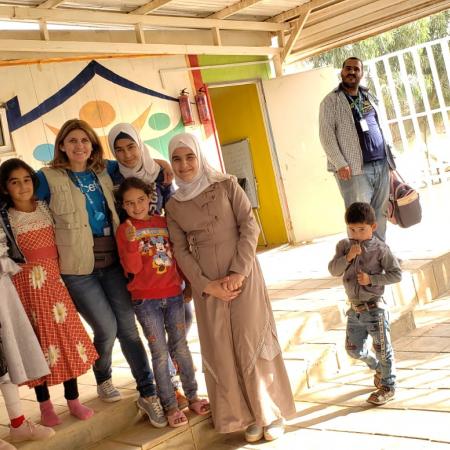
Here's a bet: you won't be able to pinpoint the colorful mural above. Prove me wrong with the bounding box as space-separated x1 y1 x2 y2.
5 60 187 164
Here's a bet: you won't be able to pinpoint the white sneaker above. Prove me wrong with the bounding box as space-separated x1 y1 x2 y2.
245 424 264 443
137 396 168 428
97 379 122 403
263 418 285 441
9 420 55 442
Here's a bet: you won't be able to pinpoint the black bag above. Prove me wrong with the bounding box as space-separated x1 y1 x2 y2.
387 170 422 228
93 236 118 269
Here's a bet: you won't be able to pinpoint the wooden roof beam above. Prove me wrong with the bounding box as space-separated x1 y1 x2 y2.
37 0 65 9
281 10 310 63
208 0 263 20
287 0 450 62
130 0 173 16
0 6 288 32
0 38 280 56
268 0 334 23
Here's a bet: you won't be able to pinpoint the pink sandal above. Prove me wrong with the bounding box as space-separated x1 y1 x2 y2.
167 409 188 428
188 399 210 416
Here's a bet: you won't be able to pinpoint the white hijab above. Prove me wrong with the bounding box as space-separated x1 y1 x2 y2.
168 133 230 202
108 123 161 183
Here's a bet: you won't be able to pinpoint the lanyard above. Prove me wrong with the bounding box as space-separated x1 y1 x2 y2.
67 170 107 223
345 91 365 120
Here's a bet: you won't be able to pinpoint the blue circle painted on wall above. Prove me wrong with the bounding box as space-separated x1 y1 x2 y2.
148 113 170 131
33 143 54 162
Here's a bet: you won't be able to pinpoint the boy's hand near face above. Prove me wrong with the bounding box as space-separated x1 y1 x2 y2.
346 243 362 262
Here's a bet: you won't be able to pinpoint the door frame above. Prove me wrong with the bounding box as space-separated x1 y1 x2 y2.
207 78 295 243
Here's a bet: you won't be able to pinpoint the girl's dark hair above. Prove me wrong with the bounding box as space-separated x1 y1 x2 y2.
0 158 39 207
116 177 153 204
345 202 376 225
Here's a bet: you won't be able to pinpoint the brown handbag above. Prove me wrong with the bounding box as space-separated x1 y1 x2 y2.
387 170 422 228
93 236 118 269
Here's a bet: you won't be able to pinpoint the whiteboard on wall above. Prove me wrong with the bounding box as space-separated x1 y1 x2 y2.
221 138 259 209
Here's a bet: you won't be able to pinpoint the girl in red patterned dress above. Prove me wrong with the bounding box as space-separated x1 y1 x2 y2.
0 158 98 427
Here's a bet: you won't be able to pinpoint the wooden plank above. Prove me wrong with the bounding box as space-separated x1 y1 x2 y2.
287 2 450 62
39 18 49 41
0 6 288 32
0 39 280 57
208 0 263 20
289 0 450 56
268 0 335 23
135 23 145 43
281 11 311 63
37 0 65 9
130 0 173 16
211 27 221 46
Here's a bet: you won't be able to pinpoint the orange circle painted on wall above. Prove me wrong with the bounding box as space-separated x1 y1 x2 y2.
79 101 116 128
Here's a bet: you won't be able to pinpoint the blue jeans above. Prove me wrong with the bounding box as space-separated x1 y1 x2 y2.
62 263 156 397
169 301 193 389
335 159 389 241
345 307 396 388
134 295 197 411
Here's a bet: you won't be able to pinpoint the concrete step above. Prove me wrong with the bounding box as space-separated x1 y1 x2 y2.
7 254 450 450
284 343 339 400
13 391 141 450
88 412 217 450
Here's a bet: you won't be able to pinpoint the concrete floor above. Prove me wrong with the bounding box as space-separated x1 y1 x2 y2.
3 181 450 449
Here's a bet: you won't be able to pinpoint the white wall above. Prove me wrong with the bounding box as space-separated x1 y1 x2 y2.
262 67 345 242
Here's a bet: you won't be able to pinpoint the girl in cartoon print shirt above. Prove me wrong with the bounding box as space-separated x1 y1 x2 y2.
115 176 209 428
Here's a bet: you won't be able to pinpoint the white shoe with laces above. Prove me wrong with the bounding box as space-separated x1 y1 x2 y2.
97 378 122 403
9 419 55 442
137 396 168 428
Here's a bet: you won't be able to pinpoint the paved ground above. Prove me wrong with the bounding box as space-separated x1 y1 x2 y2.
2 181 449 449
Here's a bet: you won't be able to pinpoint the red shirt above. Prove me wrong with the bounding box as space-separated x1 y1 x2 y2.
116 216 183 300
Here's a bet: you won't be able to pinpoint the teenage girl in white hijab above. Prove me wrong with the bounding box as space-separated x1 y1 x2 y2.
108 123 162 184
168 133 230 202
108 123 174 216
166 133 295 443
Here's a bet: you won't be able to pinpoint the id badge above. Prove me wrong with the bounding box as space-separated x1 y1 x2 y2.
103 226 111 236
360 119 369 132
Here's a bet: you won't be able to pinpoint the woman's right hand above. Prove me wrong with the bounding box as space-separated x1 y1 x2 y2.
204 278 240 302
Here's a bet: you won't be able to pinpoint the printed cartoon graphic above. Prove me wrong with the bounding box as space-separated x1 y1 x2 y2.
150 236 172 274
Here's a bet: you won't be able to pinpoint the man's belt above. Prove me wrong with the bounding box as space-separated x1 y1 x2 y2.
351 300 382 312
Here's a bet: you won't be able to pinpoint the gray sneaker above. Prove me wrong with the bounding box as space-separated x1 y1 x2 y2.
137 396 168 428
97 379 122 403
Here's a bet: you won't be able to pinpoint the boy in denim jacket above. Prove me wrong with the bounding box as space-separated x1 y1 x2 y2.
329 202 401 405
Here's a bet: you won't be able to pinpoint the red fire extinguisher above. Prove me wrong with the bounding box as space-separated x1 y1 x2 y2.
178 89 195 126
195 86 211 124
